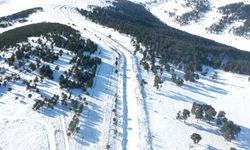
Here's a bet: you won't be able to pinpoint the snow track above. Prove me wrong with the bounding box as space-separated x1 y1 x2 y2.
61 116 70 150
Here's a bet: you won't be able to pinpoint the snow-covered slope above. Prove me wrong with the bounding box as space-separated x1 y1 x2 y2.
139 63 250 149
131 0 250 52
0 0 249 150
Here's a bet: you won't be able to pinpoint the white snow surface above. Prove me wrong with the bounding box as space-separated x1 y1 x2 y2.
0 0 249 150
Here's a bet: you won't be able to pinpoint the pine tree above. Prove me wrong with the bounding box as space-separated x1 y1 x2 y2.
175 77 184 86
220 121 241 141
154 75 162 89
191 102 198 114
195 107 203 121
182 109 190 120
217 111 226 119
171 72 177 82
191 133 202 144
39 65 53 79
216 111 226 126
176 111 181 120
205 106 217 122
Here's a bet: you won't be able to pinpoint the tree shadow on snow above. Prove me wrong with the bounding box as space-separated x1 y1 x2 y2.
182 84 217 99
75 103 102 145
97 47 113 61
196 82 228 95
157 91 203 104
200 75 226 85
39 104 68 118
90 61 116 99
234 126 250 149
185 122 220 136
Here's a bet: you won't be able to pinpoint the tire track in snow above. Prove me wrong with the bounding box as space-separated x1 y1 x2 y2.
61 116 70 150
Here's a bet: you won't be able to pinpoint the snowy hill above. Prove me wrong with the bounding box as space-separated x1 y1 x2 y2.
131 0 250 52
0 0 249 150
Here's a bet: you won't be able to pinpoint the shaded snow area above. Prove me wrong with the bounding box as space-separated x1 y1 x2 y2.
131 0 250 52
0 0 249 150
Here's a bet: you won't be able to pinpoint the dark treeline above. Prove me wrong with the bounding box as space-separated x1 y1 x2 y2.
207 2 250 38
78 0 250 75
0 22 100 91
0 7 43 28
175 0 210 25
0 22 78 48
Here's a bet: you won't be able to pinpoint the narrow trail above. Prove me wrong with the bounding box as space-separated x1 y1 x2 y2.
61 116 70 150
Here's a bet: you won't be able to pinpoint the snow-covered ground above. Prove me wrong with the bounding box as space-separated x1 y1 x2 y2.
130 0 250 52
0 0 249 150
138 63 250 149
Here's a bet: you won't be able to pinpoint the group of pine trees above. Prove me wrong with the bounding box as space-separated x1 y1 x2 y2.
1 22 101 92
67 97 87 136
174 0 210 25
59 55 101 91
152 63 201 89
177 102 241 142
0 7 43 28
39 65 53 79
0 23 103 137
32 92 87 136
32 94 59 110
207 2 250 39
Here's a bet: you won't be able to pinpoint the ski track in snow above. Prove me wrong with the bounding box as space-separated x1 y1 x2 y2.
61 116 70 150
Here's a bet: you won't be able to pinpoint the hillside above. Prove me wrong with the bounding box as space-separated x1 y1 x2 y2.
132 0 250 52
0 0 249 150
